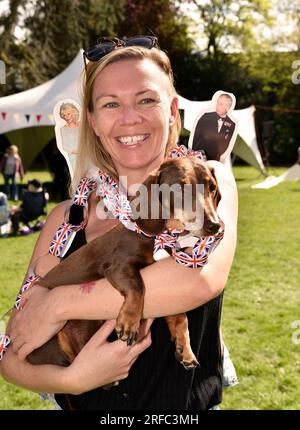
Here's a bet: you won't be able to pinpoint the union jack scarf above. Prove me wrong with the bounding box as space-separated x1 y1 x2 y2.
46 145 211 258
93 145 224 268
48 177 98 258
0 334 10 361
0 145 224 360
14 273 41 310
172 225 224 269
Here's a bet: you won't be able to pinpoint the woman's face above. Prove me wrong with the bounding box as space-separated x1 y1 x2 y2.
61 108 78 124
88 58 178 178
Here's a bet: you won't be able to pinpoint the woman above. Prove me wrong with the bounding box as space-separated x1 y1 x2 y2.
1 37 238 410
59 103 80 174
0 145 24 201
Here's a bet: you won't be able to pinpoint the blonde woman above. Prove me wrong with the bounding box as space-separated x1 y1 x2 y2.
59 103 80 174
2 37 238 410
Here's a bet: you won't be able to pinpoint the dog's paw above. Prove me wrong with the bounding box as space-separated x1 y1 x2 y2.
175 345 200 370
115 322 139 346
181 358 200 370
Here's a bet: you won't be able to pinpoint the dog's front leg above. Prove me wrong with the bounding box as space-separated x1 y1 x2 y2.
106 268 145 346
165 314 199 370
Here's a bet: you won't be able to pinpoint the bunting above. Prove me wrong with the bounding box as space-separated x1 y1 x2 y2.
13 113 20 123
0 112 54 124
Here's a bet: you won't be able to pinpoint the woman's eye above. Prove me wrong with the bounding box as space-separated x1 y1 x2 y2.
140 98 155 105
103 102 118 109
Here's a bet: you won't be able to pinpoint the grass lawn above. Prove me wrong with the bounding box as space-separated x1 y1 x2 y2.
0 166 299 410
0 168 53 188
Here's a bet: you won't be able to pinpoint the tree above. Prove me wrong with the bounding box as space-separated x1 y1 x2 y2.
270 0 300 51
187 0 272 59
23 0 88 82
0 0 26 95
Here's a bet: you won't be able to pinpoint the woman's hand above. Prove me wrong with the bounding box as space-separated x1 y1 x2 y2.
9 285 66 361
65 319 153 395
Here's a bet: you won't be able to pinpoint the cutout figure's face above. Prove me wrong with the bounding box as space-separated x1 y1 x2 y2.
216 95 232 117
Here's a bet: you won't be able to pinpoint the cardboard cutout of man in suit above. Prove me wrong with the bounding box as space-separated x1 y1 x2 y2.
191 93 236 161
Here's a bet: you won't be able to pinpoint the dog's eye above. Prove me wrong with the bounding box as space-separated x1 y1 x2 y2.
209 182 216 194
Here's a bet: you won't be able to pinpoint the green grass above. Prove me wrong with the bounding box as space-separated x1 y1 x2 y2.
0 168 53 187
222 166 300 410
1 166 300 410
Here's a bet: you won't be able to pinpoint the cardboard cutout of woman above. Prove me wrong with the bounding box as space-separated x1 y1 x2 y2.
54 100 81 179
189 91 238 164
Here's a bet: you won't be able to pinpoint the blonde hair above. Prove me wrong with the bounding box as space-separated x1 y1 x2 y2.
9 145 19 155
60 103 80 122
71 46 181 195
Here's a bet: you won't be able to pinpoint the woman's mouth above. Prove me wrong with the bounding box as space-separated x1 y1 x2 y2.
117 134 150 146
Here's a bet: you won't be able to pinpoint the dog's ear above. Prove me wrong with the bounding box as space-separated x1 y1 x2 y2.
209 167 222 208
130 170 166 236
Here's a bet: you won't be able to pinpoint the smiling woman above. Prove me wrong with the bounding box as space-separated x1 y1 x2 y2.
87 59 178 182
1 37 238 411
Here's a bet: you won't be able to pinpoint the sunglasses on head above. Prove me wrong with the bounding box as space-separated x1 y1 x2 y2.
83 35 158 67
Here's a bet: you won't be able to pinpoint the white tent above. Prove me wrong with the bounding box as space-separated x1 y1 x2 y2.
0 50 265 174
252 162 300 189
0 51 84 169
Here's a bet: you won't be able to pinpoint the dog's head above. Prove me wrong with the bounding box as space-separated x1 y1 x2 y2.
131 157 221 237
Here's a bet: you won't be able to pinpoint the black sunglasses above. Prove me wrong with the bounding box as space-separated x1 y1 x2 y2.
83 36 158 67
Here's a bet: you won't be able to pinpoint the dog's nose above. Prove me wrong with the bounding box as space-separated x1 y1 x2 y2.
204 220 220 234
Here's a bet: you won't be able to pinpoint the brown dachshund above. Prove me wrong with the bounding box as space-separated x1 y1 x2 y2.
27 157 221 371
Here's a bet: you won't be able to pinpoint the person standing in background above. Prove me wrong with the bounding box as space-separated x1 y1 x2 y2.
0 145 24 201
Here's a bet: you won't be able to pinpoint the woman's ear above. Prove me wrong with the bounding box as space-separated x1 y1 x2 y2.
169 96 179 125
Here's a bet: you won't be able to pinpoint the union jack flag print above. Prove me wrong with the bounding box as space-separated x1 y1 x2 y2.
169 145 206 161
154 231 178 254
49 222 79 257
73 177 97 206
114 193 132 222
172 227 224 269
169 145 188 158
14 273 41 310
98 171 118 200
0 334 11 361
173 247 209 268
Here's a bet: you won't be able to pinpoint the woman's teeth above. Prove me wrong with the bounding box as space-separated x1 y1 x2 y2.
118 134 148 145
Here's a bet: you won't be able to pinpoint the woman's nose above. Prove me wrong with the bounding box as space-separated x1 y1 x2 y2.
120 105 142 125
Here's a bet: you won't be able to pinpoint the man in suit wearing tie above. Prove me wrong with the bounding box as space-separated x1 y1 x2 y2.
191 93 236 161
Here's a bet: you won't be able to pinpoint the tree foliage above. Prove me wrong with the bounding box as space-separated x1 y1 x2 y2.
188 0 272 58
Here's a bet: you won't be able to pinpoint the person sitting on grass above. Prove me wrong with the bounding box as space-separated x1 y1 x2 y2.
10 179 49 235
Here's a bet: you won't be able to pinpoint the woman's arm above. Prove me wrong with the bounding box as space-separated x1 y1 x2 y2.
1 202 152 394
57 160 238 319
8 161 237 360
1 319 152 395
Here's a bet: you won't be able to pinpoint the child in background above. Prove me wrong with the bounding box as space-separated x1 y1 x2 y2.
10 179 48 235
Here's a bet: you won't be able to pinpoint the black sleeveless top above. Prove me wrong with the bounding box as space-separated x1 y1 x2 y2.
55 205 224 410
